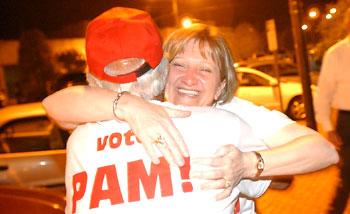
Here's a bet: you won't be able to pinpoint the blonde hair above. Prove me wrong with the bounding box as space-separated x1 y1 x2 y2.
87 55 168 101
163 24 237 104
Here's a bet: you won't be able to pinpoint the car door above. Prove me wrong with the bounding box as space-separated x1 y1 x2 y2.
236 71 282 111
0 116 68 187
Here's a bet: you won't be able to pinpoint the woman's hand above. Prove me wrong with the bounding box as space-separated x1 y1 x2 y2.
117 94 191 166
190 145 254 200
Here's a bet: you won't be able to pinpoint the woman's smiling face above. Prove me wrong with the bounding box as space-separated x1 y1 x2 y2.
165 39 226 106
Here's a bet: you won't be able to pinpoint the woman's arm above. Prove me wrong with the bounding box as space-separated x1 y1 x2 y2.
190 123 339 200
43 86 116 129
42 85 191 166
258 123 339 176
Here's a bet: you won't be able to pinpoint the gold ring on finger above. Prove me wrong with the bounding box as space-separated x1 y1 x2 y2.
154 136 167 146
224 178 232 189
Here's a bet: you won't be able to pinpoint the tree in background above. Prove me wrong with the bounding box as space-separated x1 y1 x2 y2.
161 25 266 62
56 50 86 74
314 0 350 61
48 21 89 38
229 22 266 61
18 29 57 103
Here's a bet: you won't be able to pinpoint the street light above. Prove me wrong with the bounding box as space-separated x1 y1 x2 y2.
308 7 320 19
309 11 317 18
181 17 192 28
326 14 333 19
172 0 179 26
330 8 337 14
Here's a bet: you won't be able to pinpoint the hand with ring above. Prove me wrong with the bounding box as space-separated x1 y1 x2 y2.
224 178 233 189
190 144 249 201
154 136 167 146
120 95 191 166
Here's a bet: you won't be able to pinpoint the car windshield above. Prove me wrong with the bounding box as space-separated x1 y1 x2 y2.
237 72 270 86
253 62 298 77
0 117 68 153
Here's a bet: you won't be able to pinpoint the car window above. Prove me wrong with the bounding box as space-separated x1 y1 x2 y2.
238 72 270 86
253 65 274 76
279 63 298 76
0 117 68 154
252 63 298 77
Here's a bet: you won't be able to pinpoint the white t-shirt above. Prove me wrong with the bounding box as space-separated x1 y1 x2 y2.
218 97 295 140
314 37 350 131
65 105 270 214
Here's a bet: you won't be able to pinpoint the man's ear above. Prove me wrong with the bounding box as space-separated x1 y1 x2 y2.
214 79 226 101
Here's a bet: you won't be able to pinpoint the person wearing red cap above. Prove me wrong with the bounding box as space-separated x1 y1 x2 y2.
61 7 270 214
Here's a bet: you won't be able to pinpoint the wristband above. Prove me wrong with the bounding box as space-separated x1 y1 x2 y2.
113 91 127 122
254 151 264 177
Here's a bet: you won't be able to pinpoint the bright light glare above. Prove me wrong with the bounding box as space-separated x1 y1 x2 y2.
309 11 317 18
301 24 308 30
326 14 332 19
53 204 60 209
330 8 336 14
308 7 320 19
182 19 192 28
40 161 47 166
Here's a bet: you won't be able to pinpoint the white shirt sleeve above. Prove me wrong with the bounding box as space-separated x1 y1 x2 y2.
314 38 350 131
218 97 295 140
314 46 338 132
237 179 270 198
235 118 271 198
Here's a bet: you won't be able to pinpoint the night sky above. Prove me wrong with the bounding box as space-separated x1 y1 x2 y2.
0 0 337 39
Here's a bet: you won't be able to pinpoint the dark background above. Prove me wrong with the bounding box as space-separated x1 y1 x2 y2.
0 0 337 39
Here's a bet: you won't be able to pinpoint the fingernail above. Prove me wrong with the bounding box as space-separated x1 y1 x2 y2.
183 150 190 157
178 158 185 167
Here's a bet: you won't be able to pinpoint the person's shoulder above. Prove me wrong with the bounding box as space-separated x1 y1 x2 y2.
151 100 187 110
71 120 121 136
217 97 264 112
180 106 242 127
185 105 236 117
218 97 293 122
326 37 349 55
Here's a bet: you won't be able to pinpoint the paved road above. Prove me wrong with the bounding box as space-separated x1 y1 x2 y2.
256 165 350 213
255 120 350 214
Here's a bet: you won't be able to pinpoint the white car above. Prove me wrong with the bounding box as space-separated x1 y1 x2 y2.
236 58 319 84
0 102 67 187
235 67 316 120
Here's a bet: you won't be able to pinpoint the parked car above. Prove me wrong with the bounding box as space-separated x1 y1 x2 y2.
0 102 68 187
235 67 316 120
236 57 319 84
0 185 65 214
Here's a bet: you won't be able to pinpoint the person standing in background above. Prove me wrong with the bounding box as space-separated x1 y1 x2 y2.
314 7 350 214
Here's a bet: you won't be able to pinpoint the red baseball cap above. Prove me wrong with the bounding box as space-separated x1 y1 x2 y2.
86 7 163 83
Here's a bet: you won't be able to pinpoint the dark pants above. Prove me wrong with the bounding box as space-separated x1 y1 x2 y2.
329 110 350 214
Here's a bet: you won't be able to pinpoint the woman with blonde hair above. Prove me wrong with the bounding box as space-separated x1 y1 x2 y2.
43 22 338 212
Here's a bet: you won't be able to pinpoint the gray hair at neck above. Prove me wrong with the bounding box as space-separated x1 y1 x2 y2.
86 55 168 101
